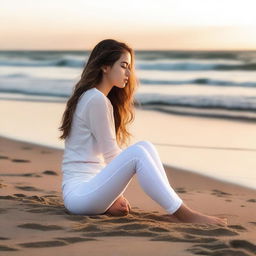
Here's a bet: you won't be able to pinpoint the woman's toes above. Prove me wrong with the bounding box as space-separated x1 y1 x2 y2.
121 206 129 214
219 217 228 226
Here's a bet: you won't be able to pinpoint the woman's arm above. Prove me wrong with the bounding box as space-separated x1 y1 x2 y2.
86 93 122 164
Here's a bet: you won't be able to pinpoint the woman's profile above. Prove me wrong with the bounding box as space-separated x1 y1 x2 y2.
59 39 227 225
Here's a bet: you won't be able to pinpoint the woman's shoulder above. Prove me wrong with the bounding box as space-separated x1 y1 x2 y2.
80 88 103 103
79 87 111 109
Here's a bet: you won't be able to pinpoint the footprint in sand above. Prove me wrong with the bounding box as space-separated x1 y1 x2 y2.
0 237 9 240
188 246 251 256
18 237 98 248
20 173 41 177
98 217 136 224
21 146 32 150
40 150 52 154
42 170 58 176
54 236 97 243
25 206 66 215
227 225 247 231
0 245 19 251
148 226 170 232
0 155 9 160
174 226 239 236
175 187 187 193
72 224 102 232
11 159 30 163
0 173 41 177
115 223 151 231
17 223 64 231
15 185 43 192
150 234 217 243
247 199 256 203
0 195 17 200
211 189 232 197
0 183 7 188
1 194 42 202
212 249 251 256
189 240 229 251
82 229 158 238
18 240 67 248
229 239 256 254
13 193 26 198
64 215 88 221
188 239 256 256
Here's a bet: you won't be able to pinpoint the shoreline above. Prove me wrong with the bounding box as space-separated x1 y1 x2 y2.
0 135 255 255
0 98 256 189
1 92 256 122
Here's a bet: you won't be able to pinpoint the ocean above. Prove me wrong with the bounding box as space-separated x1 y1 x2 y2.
1 50 256 121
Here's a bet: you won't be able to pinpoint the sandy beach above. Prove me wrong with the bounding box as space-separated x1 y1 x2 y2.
0 135 255 255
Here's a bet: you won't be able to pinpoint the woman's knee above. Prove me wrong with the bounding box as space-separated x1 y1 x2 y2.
128 142 150 159
134 140 154 150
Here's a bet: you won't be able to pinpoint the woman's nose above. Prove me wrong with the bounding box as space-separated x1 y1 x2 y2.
125 69 130 77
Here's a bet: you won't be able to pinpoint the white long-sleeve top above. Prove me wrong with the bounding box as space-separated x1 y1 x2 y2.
61 87 122 193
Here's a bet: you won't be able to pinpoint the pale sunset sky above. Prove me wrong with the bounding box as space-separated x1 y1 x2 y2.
1 0 256 50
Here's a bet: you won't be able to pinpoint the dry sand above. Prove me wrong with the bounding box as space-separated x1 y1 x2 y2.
0 136 256 256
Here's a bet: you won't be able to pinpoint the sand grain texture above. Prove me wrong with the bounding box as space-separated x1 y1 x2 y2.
0 136 255 255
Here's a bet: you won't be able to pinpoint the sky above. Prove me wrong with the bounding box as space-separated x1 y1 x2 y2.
1 0 256 50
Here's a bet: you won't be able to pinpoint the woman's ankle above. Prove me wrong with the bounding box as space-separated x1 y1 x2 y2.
172 203 197 222
172 203 228 225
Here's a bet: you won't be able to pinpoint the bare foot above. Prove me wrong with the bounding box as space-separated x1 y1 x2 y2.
104 195 131 216
172 204 228 226
185 211 228 226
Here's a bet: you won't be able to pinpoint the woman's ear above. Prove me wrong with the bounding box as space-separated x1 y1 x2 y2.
101 65 108 73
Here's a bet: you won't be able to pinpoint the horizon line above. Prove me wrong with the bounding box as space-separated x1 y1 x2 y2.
1 48 256 52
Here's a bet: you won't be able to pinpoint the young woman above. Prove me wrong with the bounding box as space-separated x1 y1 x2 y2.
59 39 227 225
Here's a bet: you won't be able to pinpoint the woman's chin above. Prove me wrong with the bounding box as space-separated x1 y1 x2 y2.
117 84 126 88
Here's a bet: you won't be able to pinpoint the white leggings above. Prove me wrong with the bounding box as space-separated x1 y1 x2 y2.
63 140 183 215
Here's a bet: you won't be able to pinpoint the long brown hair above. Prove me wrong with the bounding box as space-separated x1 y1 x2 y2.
59 39 139 148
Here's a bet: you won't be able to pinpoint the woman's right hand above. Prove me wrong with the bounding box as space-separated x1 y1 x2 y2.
104 195 131 216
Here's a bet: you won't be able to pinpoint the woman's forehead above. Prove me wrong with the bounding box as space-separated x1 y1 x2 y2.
120 52 131 64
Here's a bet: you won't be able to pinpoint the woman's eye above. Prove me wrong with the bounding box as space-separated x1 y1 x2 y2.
121 65 131 71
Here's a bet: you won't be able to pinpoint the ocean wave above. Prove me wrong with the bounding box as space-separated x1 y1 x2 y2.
1 52 256 71
135 94 256 112
1 87 255 113
135 50 256 61
0 88 69 98
140 78 256 87
2 73 255 88
1 59 256 71
141 104 256 122
1 73 29 78
137 62 256 71
0 56 85 68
